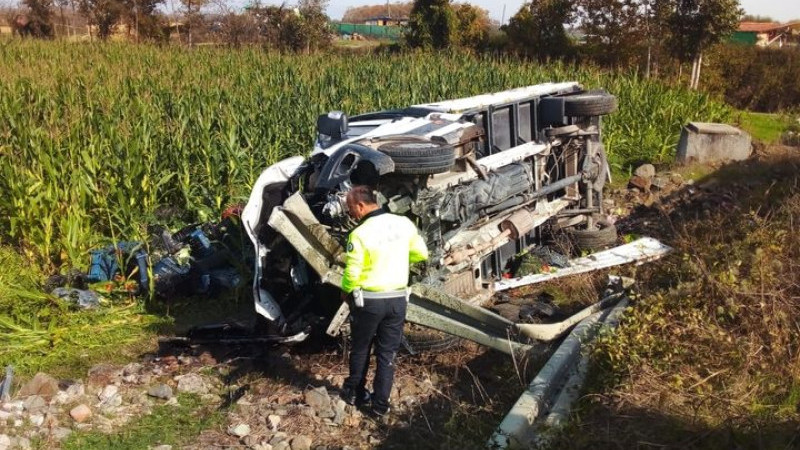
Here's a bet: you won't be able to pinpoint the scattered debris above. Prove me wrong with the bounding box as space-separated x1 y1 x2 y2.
0 367 12 402
51 287 102 309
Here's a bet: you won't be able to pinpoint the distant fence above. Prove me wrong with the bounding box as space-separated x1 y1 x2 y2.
333 23 403 40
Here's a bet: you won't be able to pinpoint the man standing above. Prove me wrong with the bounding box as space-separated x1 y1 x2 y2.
339 185 429 417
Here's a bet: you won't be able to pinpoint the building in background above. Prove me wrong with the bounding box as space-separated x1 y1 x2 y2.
732 22 800 47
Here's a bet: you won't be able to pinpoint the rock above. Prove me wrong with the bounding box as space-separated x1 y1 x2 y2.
151 446 172 450
254 444 273 450
0 435 9 450
165 397 179 406
368 435 381 445
12 437 30 449
229 423 251 438
633 163 656 179
651 176 669 191
17 373 60 402
269 432 288 446
174 373 210 395
52 427 72 441
629 175 651 192
122 363 143 376
273 442 290 450
1 401 23 413
332 400 346 426
147 384 173 400
29 414 44 427
66 382 85 397
669 173 684 185
267 414 281 431
70 404 92 423
22 395 46 413
304 387 331 410
0 410 11 421
291 435 312 450
87 364 122 386
98 385 119 402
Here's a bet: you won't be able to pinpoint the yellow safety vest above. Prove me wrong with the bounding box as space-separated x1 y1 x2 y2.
340 210 429 293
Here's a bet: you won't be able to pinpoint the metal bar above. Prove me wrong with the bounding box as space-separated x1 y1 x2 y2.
515 291 623 341
267 208 343 286
405 303 532 356
411 285 514 332
495 237 672 292
488 299 626 449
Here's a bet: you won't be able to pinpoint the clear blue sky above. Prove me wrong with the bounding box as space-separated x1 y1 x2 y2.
327 0 800 24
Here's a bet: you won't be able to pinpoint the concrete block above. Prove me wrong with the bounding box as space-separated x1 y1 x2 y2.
676 122 751 164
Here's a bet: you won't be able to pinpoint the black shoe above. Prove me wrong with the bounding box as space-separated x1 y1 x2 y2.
370 404 390 417
340 388 371 407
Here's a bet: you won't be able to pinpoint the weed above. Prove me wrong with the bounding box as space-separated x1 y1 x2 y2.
62 394 224 450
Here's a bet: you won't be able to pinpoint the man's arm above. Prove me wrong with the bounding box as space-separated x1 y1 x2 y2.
341 233 366 293
409 228 429 263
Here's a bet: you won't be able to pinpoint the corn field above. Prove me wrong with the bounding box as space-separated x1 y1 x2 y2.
0 41 731 270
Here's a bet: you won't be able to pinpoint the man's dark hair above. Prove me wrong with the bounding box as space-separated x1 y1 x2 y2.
348 185 377 205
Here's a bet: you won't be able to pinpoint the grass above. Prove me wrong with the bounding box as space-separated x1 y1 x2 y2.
547 152 800 448
62 394 224 450
735 110 790 143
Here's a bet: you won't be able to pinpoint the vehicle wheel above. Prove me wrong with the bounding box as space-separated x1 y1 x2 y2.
378 141 456 175
564 91 618 117
403 326 459 353
569 216 618 251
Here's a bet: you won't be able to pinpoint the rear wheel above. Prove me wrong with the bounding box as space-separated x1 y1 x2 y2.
378 141 456 175
564 91 618 117
569 216 618 251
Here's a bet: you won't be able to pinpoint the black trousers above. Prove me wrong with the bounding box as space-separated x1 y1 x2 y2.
343 295 407 411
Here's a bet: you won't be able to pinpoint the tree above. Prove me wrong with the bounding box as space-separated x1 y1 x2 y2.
78 0 124 39
247 0 331 52
453 3 492 50
504 0 574 60
404 0 457 49
575 0 659 67
119 0 166 42
341 2 413 23
663 0 742 89
179 0 208 45
20 0 55 37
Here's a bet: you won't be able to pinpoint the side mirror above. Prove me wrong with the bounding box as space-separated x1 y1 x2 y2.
317 111 348 140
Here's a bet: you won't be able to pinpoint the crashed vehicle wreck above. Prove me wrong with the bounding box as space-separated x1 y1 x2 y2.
241 82 630 345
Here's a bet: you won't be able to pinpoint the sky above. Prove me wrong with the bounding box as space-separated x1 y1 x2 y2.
327 0 800 25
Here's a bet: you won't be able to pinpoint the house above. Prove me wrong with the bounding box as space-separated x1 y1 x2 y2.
364 16 407 27
732 21 800 47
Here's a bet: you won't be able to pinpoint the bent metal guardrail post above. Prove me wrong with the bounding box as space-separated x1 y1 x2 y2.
488 298 630 449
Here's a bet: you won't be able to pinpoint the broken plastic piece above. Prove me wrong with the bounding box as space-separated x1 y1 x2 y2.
51 287 101 309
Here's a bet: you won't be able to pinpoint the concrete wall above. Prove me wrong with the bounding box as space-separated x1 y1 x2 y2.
676 122 752 164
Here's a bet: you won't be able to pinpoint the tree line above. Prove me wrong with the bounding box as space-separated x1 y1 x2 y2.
1 0 745 88
3 0 331 50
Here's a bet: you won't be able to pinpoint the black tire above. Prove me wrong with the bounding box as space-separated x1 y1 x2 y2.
378 141 456 175
570 217 618 251
403 326 460 353
564 91 618 117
